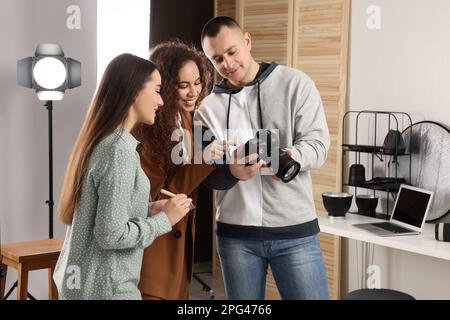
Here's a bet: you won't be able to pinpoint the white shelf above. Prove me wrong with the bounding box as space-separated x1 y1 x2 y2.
318 213 450 261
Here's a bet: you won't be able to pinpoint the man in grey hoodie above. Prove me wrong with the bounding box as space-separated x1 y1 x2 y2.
194 16 330 300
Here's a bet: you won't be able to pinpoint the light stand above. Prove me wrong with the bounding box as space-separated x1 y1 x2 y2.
17 43 81 239
45 100 54 239
3 44 81 300
1 102 55 301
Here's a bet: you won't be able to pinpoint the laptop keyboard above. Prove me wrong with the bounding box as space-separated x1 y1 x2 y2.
375 222 412 233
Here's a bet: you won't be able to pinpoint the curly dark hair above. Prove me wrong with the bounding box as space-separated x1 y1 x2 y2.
135 40 212 177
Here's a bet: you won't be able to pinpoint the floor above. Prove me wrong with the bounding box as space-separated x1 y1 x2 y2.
0 261 226 300
189 261 227 300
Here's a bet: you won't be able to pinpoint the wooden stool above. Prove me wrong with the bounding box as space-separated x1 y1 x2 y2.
0 239 63 300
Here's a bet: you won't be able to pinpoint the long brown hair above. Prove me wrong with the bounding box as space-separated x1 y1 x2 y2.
135 41 211 176
58 54 158 225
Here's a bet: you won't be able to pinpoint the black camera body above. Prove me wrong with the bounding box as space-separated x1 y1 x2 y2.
243 130 272 163
241 130 301 183
435 223 450 242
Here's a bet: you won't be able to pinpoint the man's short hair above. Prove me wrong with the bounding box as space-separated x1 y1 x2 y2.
201 16 242 43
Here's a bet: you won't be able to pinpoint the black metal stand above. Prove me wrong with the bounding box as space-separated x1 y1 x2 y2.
192 272 215 300
342 110 412 217
45 100 54 239
3 281 36 300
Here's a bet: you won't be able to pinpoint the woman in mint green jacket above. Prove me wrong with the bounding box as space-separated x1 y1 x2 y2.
53 54 192 300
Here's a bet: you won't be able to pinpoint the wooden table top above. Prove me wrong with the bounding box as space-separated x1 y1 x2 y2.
1 238 63 263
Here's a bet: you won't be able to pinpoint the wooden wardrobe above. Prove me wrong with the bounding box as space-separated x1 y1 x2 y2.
213 0 350 299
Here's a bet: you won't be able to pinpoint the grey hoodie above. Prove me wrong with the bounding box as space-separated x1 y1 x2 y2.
194 62 330 240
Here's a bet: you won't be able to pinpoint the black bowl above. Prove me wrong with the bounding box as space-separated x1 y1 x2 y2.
322 192 353 217
356 195 379 217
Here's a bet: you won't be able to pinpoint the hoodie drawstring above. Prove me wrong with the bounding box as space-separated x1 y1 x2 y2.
257 80 264 129
226 93 232 140
226 81 265 137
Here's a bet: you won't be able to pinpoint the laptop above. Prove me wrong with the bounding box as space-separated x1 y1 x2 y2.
353 184 433 236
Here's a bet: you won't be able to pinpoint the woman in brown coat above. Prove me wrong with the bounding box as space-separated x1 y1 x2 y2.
133 41 230 299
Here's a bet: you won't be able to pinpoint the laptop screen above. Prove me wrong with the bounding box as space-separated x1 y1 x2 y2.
392 187 432 227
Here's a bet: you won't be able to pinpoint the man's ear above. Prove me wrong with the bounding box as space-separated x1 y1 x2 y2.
243 31 252 51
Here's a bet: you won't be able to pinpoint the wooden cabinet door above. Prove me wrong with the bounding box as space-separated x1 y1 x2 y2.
237 0 293 66
293 0 350 299
215 0 236 18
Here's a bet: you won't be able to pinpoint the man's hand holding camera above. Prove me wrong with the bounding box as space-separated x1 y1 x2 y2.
229 144 298 182
229 144 266 181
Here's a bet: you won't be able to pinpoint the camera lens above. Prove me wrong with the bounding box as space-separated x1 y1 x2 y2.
276 152 301 183
284 165 297 179
435 223 450 242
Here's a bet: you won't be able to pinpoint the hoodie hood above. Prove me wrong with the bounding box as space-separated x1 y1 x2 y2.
212 61 278 94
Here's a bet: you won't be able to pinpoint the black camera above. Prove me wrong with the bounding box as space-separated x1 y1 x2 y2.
241 130 301 183
435 223 450 242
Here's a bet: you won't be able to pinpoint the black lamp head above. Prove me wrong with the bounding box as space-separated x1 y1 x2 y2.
17 43 81 101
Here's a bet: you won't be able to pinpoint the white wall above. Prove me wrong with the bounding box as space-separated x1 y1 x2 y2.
348 0 450 125
0 0 97 299
97 0 150 84
345 0 450 299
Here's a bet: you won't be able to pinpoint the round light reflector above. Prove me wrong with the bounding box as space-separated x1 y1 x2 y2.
33 57 67 89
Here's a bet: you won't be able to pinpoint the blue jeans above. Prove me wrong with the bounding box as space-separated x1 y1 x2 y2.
216 234 329 300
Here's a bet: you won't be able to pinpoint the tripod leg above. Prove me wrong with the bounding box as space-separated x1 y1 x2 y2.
192 273 215 300
193 273 211 291
27 292 36 300
3 281 17 300
0 263 7 299
3 279 37 300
